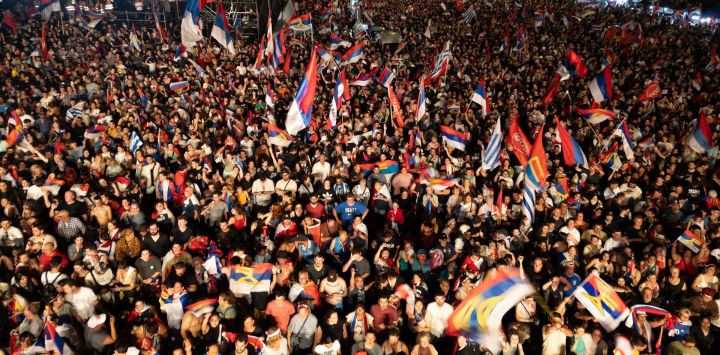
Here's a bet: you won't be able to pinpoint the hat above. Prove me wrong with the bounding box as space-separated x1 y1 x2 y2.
702 288 716 298
459 224 471 234
417 249 428 255
709 190 718 198
87 314 107 328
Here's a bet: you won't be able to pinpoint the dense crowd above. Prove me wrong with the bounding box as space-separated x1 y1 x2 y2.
0 0 719 354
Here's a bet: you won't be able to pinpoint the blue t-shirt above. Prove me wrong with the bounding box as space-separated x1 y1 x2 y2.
335 201 367 223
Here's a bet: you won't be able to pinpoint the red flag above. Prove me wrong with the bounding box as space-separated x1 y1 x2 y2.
506 114 531 166
542 74 561 105
41 24 49 61
3 10 17 30
638 82 662 102
409 130 415 152
388 86 404 128
282 45 292 75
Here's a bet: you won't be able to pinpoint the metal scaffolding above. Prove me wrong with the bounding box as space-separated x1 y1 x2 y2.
201 0 259 39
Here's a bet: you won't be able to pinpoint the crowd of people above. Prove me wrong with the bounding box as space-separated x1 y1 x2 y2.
0 0 719 354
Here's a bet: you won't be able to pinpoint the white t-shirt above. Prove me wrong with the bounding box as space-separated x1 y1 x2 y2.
66 287 98 321
313 340 341 355
41 271 68 287
425 302 454 338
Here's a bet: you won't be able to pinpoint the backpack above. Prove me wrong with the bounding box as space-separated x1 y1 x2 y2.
42 272 62 299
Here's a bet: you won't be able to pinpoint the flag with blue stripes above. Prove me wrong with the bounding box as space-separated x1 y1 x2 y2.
130 131 143 154
481 119 502 171
463 7 476 24
521 124 548 225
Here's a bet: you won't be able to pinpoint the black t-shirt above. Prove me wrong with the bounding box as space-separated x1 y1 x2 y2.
171 226 194 245
304 263 329 285
61 201 87 219
164 270 198 289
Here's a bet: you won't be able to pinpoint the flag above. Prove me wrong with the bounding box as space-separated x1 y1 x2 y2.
446 269 535 339
507 115 531 166
471 80 490 116
555 178 570 201
350 67 379 86
688 111 713 154
328 69 349 129
555 117 588 168
341 43 364 65
378 67 395 88
358 160 400 175
463 7 477 24
289 280 321 306
174 44 186 62
424 20 432 38
185 298 218 316
286 13 313 34
264 14 274 58
677 229 703 253
561 48 588 78
424 178 460 192
428 44 451 83
268 124 293 147
3 10 17 30
187 59 206 78
521 124 548 225
39 0 60 21
65 102 84 121
588 65 613 103
394 284 416 311
84 125 105 140
211 2 236 55
253 36 265 70
330 33 351 50
624 305 673 335
285 47 319 135
415 84 427 121
542 74 561 105
638 137 655 149
265 83 275 108
600 148 622 171
169 81 190 91
481 119 502 171
440 125 468 151
576 107 616 124
387 85 404 128
130 131 143 153
130 25 142 52
228 263 273 294
573 273 630 331
612 121 635 160
6 125 25 147
181 0 203 49
153 12 166 43
43 320 69 354
269 31 287 70
638 81 662 102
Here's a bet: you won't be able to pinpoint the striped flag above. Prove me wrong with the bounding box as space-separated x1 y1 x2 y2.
463 7 477 24
481 119 502 171
350 67 379 86
555 117 588 168
588 65 613 103
677 229 703 253
65 102 85 121
378 67 395 88
440 125 468 151
612 120 635 160
268 124 293 147
576 108 616 124
521 124 549 225
265 83 275 108
169 81 190 91
328 69 349 129
130 131 143 154
471 80 490 116
285 47 319 135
